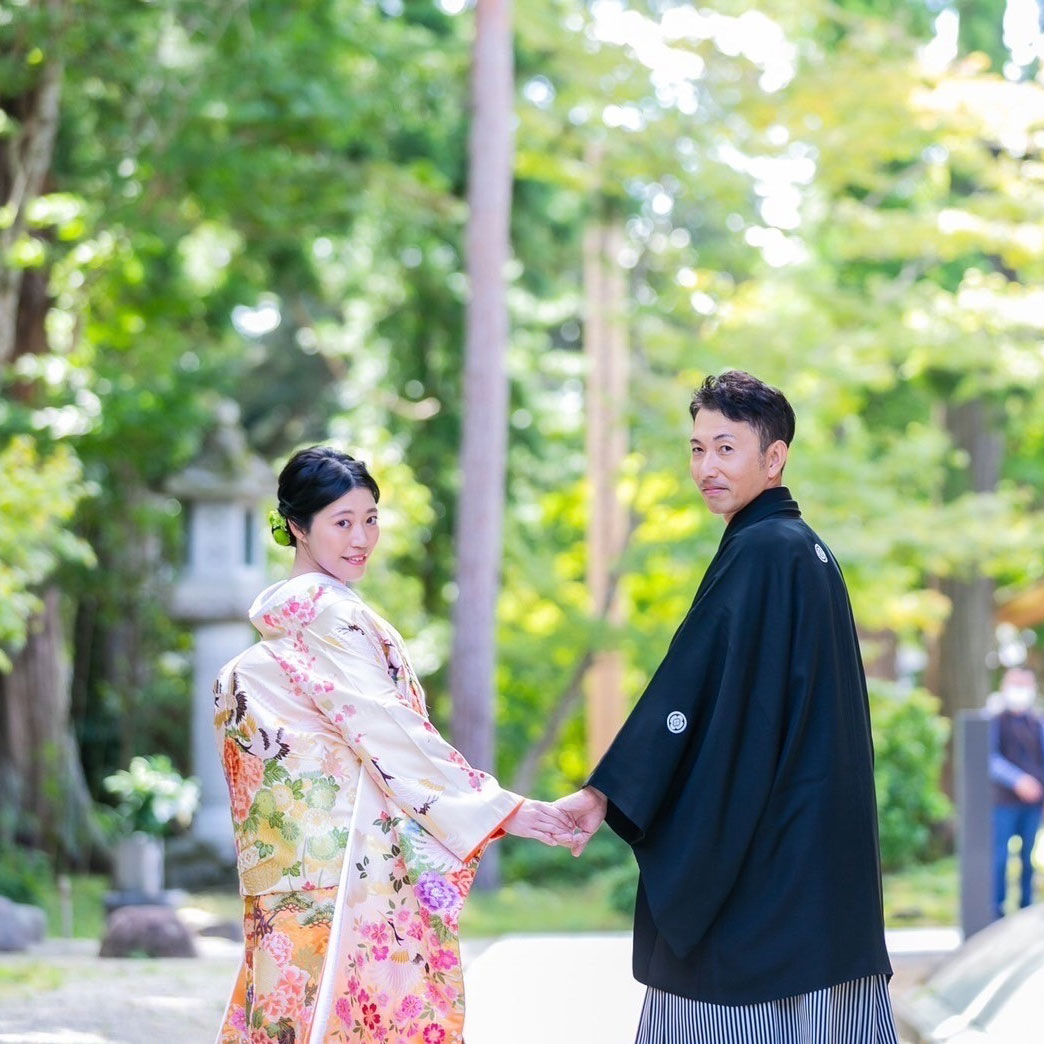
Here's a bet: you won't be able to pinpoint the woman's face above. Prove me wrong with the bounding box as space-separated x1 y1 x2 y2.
291 486 380 584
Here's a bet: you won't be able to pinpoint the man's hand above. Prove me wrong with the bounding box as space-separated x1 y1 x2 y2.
1014 774 1044 803
502 799 577 847
553 787 608 857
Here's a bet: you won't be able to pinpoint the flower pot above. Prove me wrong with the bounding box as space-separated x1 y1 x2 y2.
113 832 165 896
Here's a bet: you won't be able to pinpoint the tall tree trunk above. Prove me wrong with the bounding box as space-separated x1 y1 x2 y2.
0 589 105 865
584 218 630 769
0 0 64 360
934 397 1003 796
449 0 514 889
936 397 1003 720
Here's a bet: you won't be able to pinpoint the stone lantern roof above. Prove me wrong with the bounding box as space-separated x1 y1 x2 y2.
167 401 272 504
167 401 273 623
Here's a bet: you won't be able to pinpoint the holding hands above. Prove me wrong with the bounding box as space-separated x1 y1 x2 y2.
553 787 608 856
501 787 608 856
502 798 577 847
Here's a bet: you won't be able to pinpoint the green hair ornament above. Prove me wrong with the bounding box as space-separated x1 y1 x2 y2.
268 509 292 547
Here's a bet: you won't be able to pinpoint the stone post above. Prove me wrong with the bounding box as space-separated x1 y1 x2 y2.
957 709 994 939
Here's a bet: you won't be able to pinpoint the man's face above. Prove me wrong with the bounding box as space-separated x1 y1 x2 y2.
689 408 785 522
1002 669 1037 713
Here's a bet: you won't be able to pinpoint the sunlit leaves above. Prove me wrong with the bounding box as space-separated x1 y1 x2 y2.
0 437 93 670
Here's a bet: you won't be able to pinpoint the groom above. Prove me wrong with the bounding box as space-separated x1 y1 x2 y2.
558 371 897 1040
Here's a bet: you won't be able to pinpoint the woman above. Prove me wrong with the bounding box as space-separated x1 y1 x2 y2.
215 446 569 1043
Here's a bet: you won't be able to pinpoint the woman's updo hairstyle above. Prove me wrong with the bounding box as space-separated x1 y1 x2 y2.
273 446 380 547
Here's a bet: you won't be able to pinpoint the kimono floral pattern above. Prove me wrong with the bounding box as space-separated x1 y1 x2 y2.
220 887 334 1043
215 574 520 1044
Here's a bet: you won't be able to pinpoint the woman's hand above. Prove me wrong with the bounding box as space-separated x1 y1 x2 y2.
502 799 578 847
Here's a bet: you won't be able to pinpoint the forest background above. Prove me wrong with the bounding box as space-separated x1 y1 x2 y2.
3 0 1044 910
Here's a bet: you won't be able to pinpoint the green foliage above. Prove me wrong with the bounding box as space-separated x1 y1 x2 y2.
0 437 93 671
870 681 952 870
464 856 964 934
460 874 632 937
0 962 65 998
884 856 958 926
40 874 108 939
0 845 53 907
499 826 632 886
604 860 640 919
101 755 200 839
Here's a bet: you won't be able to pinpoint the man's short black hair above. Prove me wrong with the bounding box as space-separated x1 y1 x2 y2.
689 370 796 453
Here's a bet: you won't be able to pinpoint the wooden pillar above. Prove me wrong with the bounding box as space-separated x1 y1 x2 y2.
584 219 629 769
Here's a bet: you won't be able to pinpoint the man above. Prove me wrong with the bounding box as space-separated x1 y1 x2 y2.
990 666 1044 919
558 371 898 1042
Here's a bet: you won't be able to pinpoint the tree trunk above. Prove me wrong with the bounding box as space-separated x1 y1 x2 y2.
937 573 995 718
583 218 630 769
858 628 898 681
936 397 1003 720
449 0 514 890
933 397 1003 796
0 588 105 866
0 0 65 361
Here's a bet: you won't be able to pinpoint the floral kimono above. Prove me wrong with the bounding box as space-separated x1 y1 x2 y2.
214 573 521 1044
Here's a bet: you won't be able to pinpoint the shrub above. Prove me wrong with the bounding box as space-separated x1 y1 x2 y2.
0 845 53 906
500 825 632 886
869 680 952 871
604 861 639 917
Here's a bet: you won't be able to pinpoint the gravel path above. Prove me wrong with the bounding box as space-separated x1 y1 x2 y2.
0 938 239 1044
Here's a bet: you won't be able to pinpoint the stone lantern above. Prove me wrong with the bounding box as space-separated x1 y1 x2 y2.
167 402 271 862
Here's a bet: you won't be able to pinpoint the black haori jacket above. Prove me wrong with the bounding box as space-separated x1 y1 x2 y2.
589 487 892 1006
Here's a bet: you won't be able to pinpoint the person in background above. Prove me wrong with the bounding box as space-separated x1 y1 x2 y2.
990 666 1044 919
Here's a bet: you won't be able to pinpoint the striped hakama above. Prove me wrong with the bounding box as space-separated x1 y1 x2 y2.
635 975 899 1044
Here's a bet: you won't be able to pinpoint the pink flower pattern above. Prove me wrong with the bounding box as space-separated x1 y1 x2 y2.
259 929 293 968
264 964 310 1022
398 995 425 1020
429 947 458 972
216 576 512 1044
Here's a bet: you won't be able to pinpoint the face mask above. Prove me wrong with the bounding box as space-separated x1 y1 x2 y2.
1005 685 1037 712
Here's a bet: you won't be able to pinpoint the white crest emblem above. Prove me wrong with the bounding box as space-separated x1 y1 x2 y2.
667 711 688 734
814 543 828 563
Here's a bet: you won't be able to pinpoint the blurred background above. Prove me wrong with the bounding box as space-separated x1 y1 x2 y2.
2 0 1044 1020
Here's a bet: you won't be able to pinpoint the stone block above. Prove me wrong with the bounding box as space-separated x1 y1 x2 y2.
197 919 242 941
0 896 30 952
99 904 198 958
11 902 46 943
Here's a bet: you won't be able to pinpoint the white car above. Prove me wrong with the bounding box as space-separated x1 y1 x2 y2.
895 903 1044 1042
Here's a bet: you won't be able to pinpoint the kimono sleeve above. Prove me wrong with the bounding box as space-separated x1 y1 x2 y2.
587 599 732 844
306 600 521 863
591 543 795 957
